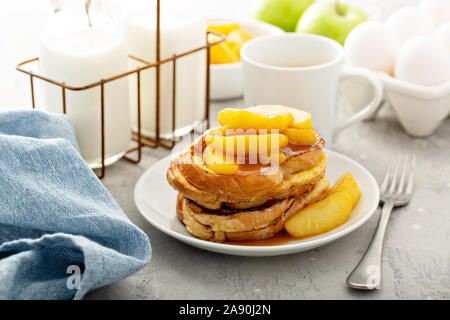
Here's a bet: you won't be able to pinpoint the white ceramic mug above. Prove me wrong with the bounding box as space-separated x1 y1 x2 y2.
241 34 383 144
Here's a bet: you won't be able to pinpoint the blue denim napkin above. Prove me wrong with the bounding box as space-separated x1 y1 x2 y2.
0 110 151 299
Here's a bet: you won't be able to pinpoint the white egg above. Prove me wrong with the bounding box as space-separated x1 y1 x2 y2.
386 7 434 46
419 0 450 28
344 21 398 74
395 36 450 86
434 22 450 57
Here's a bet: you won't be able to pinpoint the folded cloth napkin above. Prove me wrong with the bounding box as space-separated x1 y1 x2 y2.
0 110 151 300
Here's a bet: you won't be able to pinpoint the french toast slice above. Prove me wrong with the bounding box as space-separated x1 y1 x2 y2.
167 128 326 209
176 177 330 242
168 152 327 209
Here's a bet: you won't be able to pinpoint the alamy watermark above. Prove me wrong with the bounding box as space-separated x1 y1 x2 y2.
171 123 285 174
66 265 81 290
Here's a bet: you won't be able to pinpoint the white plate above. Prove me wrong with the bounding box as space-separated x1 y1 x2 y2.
135 149 380 257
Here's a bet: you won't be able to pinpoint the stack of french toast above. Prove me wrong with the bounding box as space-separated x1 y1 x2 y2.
167 105 331 242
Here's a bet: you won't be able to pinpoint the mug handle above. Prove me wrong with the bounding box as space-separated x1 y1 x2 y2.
334 66 383 137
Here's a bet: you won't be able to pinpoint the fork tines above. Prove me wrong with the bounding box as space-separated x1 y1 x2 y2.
380 155 416 197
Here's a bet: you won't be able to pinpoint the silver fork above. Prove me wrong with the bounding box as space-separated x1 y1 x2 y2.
346 156 415 290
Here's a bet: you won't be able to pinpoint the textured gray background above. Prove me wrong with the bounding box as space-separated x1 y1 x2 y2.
85 101 450 300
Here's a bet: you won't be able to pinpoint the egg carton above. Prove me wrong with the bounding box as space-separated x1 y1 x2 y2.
341 66 450 137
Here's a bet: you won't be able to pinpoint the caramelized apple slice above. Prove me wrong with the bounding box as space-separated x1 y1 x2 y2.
227 29 253 59
328 172 361 207
274 151 287 165
208 34 240 64
282 128 317 145
203 146 239 175
206 127 227 137
218 108 294 130
205 133 289 157
248 105 312 130
285 191 353 237
207 23 241 36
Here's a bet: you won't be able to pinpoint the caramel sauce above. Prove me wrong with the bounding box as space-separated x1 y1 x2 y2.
237 163 270 172
235 143 315 174
281 143 314 157
226 231 309 246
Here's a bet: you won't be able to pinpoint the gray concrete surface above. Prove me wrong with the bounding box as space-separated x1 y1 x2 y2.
85 100 450 300
2 0 445 301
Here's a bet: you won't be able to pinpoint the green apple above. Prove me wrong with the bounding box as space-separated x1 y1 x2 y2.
296 1 368 45
254 0 316 32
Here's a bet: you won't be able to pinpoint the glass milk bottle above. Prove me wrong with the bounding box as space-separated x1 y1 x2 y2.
40 0 131 168
124 0 206 139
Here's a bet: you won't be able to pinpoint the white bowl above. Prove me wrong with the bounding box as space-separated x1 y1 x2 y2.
209 19 284 101
341 66 450 137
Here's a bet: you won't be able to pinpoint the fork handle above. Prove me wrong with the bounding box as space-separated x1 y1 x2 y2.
346 201 394 290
